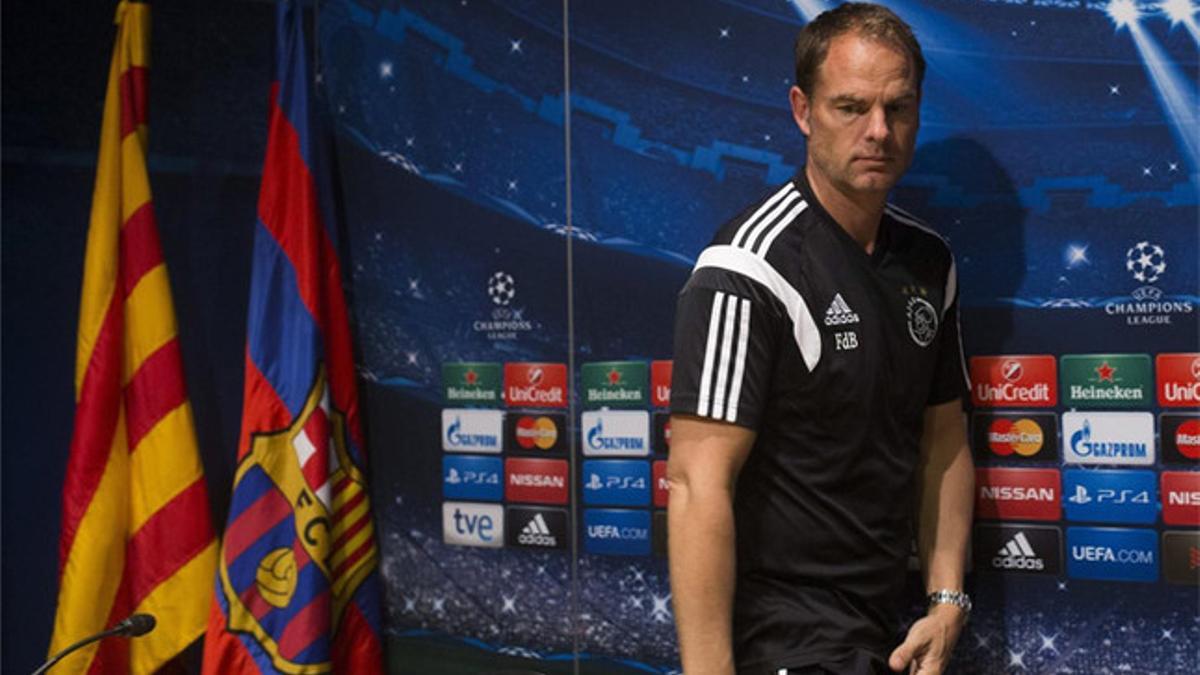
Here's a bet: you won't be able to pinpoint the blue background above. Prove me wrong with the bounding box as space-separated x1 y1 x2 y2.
2 0 1198 673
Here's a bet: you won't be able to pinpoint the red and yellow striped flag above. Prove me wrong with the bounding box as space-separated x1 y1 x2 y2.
49 2 218 672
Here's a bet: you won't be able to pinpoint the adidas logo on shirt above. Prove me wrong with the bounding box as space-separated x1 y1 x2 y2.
993 531 1044 571
518 513 557 547
823 293 860 326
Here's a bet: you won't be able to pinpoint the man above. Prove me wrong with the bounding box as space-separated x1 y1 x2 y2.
666 4 974 675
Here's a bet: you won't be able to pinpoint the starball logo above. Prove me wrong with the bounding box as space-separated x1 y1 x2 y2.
504 363 567 408
970 356 1056 407
1103 241 1194 327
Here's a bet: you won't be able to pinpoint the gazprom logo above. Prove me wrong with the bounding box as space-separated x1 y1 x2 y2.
581 411 650 457
1062 412 1154 466
442 409 504 453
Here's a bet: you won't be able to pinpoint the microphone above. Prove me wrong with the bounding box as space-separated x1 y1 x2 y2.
115 613 156 637
32 614 157 675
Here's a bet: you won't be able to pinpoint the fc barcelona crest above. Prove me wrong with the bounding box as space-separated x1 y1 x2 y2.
218 367 378 674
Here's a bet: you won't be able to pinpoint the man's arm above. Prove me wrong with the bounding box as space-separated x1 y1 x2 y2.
889 398 975 674
667 414 756 675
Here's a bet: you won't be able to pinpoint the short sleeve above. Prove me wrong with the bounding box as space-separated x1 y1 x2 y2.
926 280 969 407
669 272 784 429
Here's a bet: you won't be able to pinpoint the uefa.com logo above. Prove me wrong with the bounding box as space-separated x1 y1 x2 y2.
1102 241 1195 327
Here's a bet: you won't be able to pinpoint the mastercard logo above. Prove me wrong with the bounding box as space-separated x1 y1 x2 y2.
987 418 1044 457
515 416 558 450
1177 419 1200 460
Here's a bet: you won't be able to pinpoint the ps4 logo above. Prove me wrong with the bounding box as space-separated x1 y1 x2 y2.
1066 484 1150 505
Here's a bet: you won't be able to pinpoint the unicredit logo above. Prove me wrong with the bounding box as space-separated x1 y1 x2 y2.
971 356 1057 408
1002 359 1023 382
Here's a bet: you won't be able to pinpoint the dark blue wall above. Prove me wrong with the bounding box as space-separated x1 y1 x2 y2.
2 1 272 671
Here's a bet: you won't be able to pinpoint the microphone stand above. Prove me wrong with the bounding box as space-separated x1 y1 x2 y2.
32 615 155 675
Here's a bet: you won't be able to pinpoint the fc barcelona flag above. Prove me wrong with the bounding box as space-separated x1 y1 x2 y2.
201 1 384 673
50 2 218 673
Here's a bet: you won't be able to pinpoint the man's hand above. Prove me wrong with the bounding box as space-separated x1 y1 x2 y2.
887 604 967 674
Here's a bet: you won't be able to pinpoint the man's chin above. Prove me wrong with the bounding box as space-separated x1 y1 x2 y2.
849 173 899 194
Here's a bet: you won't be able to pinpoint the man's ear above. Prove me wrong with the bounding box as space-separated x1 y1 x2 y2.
789 85 812 137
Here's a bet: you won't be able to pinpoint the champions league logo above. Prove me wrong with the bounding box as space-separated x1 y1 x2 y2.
474 269 535 341
218 369 377 673
1103 240 1194 326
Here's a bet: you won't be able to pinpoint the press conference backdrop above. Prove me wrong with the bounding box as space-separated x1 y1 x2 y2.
317 0 1199 672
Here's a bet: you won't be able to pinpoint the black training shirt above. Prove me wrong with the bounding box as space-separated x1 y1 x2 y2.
670 170 968 673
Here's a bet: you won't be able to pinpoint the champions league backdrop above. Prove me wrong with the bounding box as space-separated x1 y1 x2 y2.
315 0 1198 672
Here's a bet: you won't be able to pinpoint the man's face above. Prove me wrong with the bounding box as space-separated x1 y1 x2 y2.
791 32 920 197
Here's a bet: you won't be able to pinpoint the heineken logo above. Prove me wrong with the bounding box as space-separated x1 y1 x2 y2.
442 362 502 404
581 361 647 409
1060 354 1150 409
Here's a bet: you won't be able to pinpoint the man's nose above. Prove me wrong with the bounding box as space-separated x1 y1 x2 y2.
864 105 890 143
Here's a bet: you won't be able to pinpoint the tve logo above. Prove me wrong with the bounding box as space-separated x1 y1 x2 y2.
584 509 651 556
581 411 650 457
975 468 1060 521
1161 472 1200 526
651 360 673 407
1156 353 1200 407
1160 413 1200 464
1063 469 1157 524
505 506 568 550
970 355 1057 407
442 456 503 501
442 409 504 453
1067 527 1158 582
653 460 669 507
971 412 1058 461
504 362 568 408
443 502 504 548
505 458 569 504
582 460 650 507
973 524 1061 575
1062 412 1155 466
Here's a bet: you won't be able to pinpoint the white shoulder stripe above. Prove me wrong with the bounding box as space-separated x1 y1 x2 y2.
724 297 752 423
731 183 795 248
741 190 801 253
693 245 822 372
755 200 808 258
695 291 726 417
710 296 740 420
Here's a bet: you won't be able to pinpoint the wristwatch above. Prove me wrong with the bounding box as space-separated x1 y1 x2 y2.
927 589 972 614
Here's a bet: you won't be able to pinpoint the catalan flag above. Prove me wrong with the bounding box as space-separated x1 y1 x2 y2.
49 2 218 672
201 1 384 672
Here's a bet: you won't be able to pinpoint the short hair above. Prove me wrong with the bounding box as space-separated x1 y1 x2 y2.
793 2 925 96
